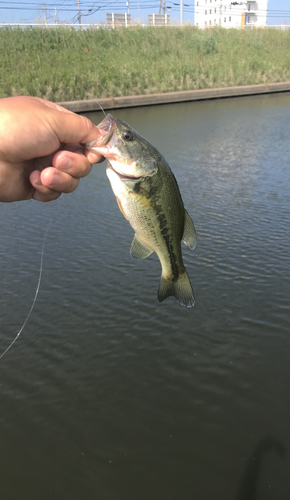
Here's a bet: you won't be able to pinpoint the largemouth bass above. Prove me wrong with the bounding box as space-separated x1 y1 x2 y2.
87 114 196 307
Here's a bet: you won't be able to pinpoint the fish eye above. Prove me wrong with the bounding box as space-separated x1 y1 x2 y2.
123 130 134 141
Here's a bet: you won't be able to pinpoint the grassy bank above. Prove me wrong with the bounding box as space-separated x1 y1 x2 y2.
1 26 290 101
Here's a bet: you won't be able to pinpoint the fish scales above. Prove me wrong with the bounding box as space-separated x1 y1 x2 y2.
86 114 196 307
131 159 185 278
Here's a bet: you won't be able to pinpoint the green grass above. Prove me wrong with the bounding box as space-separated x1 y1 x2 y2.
1 26 290 101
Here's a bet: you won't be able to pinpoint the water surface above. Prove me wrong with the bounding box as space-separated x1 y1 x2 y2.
0 93 290 499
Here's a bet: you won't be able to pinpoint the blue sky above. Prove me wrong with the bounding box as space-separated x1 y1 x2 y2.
0 0 289 26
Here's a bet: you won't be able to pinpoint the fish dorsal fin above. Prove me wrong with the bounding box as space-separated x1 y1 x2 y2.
182 210 197 251
130 234 153 259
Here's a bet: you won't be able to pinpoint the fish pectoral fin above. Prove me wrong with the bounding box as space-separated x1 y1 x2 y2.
130 234 153 259
131 187 154 210
182 209 197 252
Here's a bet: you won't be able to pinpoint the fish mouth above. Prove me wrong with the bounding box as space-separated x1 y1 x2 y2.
107 162 143 181
86 113 116 150
88 114 142 179
87 113 150 180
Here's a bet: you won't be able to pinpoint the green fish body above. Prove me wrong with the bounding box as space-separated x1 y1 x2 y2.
87 114 196 307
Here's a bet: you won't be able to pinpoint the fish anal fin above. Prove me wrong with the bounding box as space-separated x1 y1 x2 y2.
182 209 197 252
116 196 128 220
130 234 153 259
158 270 195 308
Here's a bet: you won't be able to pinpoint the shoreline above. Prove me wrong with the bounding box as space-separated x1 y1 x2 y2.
58 82 290 113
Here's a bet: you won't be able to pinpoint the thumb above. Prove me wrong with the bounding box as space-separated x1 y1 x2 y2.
50 107 102 146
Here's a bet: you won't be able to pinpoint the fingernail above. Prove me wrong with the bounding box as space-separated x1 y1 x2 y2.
87 152 104 165
30 170 42 186
61 156 72 169
34 176 43 186
50 172 61 187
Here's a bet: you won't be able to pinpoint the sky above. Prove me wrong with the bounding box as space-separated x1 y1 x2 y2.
0 0 289 26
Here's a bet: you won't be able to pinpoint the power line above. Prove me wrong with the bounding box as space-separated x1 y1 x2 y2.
1 0 290 24
2 1 290 15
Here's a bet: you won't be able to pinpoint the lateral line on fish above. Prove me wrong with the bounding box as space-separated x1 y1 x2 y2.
87 112 196 307
0 208 59 360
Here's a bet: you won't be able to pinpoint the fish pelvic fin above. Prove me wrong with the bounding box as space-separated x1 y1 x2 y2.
182 210 197 252
158 270 195 308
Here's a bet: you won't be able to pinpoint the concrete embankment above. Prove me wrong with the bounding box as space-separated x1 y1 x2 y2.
58 82 290 113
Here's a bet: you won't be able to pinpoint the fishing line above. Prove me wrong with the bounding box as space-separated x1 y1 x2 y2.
0 105 106 360
70 100 107 118
0 207 59 360
96 102 107 118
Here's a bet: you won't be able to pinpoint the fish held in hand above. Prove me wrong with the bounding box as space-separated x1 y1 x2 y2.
87 114 197 307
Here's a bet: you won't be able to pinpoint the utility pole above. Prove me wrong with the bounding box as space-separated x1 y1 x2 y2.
43 3 47 25
127 0 130 15
78 0 81 26
163 0 165 14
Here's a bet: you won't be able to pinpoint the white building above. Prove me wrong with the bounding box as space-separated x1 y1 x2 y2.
194 0 268 29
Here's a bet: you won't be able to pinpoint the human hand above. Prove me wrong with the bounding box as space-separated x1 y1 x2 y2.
0 96 104 202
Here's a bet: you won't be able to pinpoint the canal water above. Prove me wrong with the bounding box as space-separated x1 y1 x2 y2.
0 93 290 499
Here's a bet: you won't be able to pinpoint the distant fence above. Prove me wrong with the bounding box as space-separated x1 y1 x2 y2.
148 14 170 26
0 22 289 30
245 24 290 29
0 23 104 29
107 13 131 28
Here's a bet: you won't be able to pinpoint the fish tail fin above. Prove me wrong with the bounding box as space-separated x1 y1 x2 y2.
158 270 195 308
